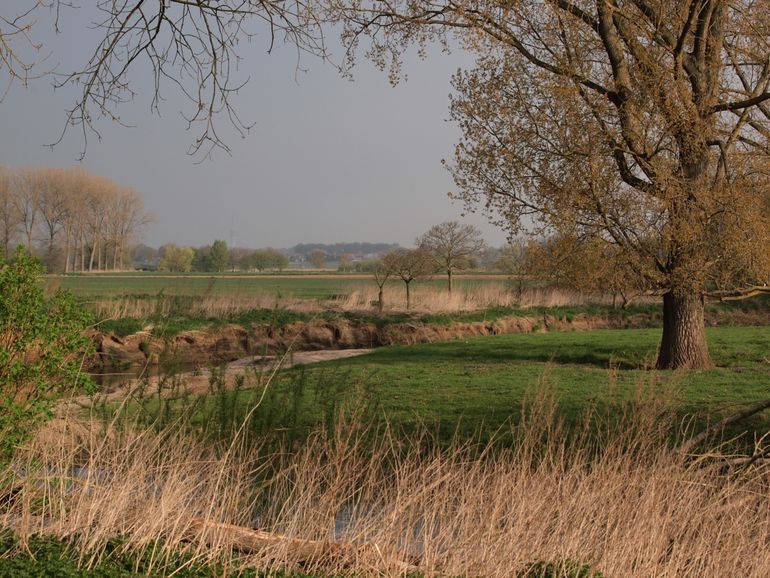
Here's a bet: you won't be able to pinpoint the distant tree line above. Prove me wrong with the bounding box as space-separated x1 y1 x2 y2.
153 240 289 273
291 242 400 262
0 166 152 272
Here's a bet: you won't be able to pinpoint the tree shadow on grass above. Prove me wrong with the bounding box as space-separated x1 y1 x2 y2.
362 334 660 370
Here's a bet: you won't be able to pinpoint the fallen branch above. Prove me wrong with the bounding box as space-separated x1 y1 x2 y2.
188 518 418 571
678 397 770 455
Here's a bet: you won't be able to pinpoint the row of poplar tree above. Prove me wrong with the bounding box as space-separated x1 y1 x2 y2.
0 166 151 272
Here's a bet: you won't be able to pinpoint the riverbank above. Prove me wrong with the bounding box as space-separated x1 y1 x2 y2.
89 301 770 371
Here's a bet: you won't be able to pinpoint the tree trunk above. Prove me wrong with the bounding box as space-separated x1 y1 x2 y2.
405 281 411 309
63 227 71 273
656 291 711 369
447 268 453 293
378 286 384 315
88 239 97 271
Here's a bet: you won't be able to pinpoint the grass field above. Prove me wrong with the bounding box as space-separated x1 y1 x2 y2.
50 271 610 320
131 325 770 445
49 273 504 300
53 274 372 300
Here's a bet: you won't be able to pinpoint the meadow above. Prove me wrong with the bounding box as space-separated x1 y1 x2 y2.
122 325 770 445
51 272 508 298
54 272 377 300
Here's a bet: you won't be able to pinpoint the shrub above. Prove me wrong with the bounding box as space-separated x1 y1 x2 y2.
0 248 94 462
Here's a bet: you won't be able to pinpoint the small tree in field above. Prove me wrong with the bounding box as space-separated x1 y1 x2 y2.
269 250 289 271
159 244 194 272
371 259 392 314
338 254 353 272
383 249 435 309
418 221 485 293
251 248 289 272
250 249 271 272
310 249 326 269
228 247 251 271
494 241 527 301
209 239 229 273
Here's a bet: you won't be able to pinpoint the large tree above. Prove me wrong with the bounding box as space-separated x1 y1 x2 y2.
418 221 485 293
335 0 770 369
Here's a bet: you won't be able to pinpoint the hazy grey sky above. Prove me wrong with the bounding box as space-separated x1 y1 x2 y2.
0 4 508 249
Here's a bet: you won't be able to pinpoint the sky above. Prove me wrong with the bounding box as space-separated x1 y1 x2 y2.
0 3 508 250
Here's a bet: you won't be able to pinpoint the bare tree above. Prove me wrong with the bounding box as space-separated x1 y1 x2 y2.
334 0 770 369
0 166 19 261
11 168 41 251
383 248 435 309
107 187 153 270
372 259 392 314
38 168 70 268
418 221 485 293
61 169 89 273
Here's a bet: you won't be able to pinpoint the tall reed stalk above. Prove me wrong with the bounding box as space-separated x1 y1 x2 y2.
3 379 770 577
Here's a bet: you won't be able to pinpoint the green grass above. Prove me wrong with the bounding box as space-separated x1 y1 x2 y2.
50 273 505 301
0 531 312 578
0 531 595 578
196 326 770 443
57 275 361 300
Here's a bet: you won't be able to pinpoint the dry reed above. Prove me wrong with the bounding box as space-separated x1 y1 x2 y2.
87 283 644 320
3 383 769 577
86 293 323 320
335 283 624 312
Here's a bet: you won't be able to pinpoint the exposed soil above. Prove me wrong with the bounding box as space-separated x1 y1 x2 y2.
87 306 770 373
88 313 624 370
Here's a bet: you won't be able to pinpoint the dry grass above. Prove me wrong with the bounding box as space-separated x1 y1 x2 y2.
85 282 650 320
87 293 323 320
335 283 620 312
3 383 770 577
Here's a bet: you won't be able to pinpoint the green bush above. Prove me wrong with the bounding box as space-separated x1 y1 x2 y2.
99 318 144 338
0 248 94 462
